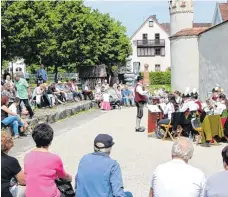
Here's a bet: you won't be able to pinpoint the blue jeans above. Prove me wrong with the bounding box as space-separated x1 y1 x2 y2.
2 116 24 136
125 191 133 197
73 92 83 100
123 97 135 106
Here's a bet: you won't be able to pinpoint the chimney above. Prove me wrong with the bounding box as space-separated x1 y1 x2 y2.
152 15 157 20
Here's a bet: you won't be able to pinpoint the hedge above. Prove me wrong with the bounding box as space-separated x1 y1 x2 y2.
141 71 171 85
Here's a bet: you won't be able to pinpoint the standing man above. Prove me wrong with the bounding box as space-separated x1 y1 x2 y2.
14 73 34 119
36 64 47 84
134 76 148 132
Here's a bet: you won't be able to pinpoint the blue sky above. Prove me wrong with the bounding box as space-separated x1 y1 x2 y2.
84 1 226 36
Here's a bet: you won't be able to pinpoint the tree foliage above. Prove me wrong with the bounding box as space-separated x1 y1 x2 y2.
1 0 132 76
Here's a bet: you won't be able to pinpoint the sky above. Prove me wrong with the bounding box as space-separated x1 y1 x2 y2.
84 1 226 36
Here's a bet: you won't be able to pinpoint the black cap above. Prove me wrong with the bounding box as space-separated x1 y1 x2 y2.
94 134 115 149
137 76 143 82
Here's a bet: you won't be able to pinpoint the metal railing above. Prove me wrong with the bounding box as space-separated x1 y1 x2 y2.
137 39 165 47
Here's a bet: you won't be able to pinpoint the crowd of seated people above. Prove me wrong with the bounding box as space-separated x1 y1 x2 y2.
156 85 228 142
1 124 228 197
31 80 85 107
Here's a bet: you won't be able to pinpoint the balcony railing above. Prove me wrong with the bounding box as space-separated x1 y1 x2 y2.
137 39 165 47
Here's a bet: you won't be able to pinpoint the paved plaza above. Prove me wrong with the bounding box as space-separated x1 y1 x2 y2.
13 107 226 197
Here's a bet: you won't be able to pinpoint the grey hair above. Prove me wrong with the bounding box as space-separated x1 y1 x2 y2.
172 138 194 161
94 145 112 154
15 71 24 78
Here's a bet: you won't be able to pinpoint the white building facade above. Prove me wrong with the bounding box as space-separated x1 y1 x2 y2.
130 15 171 73
7 59 26 74
169 0 228 99
170 34 200 93
199 21 228 99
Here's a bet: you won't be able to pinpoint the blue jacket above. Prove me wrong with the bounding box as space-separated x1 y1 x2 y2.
75 152 126 197
37 69 47 81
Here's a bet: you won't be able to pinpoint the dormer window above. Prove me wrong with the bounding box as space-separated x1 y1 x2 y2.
149 19 153 27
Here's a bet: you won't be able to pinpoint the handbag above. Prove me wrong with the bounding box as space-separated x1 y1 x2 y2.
55 178 75 197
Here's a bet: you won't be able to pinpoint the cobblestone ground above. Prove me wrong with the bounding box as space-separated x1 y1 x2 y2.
16 107 226 197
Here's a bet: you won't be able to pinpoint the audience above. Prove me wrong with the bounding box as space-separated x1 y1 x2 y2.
75 134 133 197
36 64 48 84
82 82 94 100
122 85 135 106
9 97 30 136
4 74 14 89
116 85 123 104
1 82 16 107
102 79 109 91
67 80 83 101
50 83 67 104
149 138 206 197
1 131 26 197
24 123 72 197
204 145 228 197
1 96 24 139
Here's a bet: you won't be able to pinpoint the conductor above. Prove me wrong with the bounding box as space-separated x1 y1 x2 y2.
134 76 148 132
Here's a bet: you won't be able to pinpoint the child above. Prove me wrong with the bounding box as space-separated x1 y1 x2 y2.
100 92 111 111
9 97 30 136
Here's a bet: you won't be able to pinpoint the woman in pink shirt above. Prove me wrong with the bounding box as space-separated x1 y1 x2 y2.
24 123 72 197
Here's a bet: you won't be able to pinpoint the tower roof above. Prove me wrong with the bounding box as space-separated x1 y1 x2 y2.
160 23 211 35
170 27 209 38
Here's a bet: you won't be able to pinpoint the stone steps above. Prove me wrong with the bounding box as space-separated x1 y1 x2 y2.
25 101 97 128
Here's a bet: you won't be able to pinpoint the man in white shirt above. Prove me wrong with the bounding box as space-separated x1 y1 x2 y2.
134 76 148 132
149 138 206 197
214 94 227 115
180 94 199 112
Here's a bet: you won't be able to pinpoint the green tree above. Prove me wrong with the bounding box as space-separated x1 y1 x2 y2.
1 0 132 80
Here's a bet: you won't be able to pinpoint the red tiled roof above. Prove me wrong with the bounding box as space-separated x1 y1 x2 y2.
160 23 211 34
160 23 170 34
171 27 209 37
219 3 228 21
193 23 212 28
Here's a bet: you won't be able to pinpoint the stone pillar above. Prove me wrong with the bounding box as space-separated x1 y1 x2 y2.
143 64 150 90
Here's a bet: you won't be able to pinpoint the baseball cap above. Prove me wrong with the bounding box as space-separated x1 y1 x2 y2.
94 134 115 149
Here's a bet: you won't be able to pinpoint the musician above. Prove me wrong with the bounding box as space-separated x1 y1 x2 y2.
179 93 199 113
214 94 227 115
174 90 182 105
211 88 220 102
134 76 148 132
191 90 202 113
158 94 177 125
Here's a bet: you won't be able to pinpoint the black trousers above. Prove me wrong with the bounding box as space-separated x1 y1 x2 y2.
19 99 34 117
136 101 144 119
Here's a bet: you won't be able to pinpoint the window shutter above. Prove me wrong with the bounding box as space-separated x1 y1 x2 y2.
161 47 165 56
152 48 155 56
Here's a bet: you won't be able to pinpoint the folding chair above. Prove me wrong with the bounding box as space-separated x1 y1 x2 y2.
191 118 203 144
161 120 174 141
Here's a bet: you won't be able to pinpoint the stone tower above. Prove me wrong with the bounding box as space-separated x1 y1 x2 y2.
169 0 194 35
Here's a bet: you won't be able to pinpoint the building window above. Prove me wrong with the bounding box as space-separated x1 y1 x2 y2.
137 47 154 57
16 67 22 72
155 48 161 56
155 33 160 40
155 64 161 72
149 19 153 27
142 34 148 40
